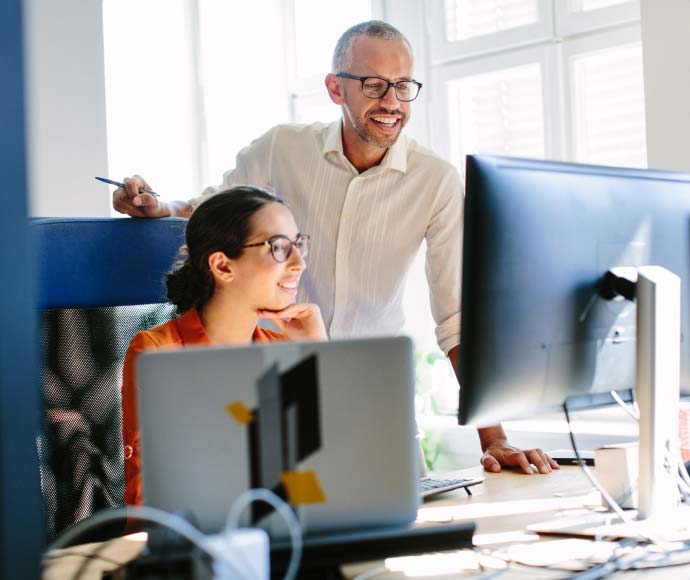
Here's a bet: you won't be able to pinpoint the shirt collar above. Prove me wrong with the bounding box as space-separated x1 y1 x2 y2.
322 119 407 174
176 307 211 346
176 307 270 345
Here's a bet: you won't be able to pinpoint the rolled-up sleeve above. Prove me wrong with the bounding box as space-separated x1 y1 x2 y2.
425 170 463 354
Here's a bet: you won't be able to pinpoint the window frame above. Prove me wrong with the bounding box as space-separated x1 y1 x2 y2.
423 0 642 173
430 43 563 171
556 0 640 37
426 0 554 66
284 0 383 122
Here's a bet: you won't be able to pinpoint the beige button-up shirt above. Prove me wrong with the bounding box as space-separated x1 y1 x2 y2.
193 121 463 353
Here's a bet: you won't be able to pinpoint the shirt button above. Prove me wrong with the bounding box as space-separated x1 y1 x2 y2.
123 445 133 460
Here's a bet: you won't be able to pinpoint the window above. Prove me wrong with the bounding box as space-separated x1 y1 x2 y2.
445 0 540 42
447 62 545 175
103 0 371 203
569 41 647 167
411 0 646 419
286 0 371 123
196 0 290 188
102 0 201 205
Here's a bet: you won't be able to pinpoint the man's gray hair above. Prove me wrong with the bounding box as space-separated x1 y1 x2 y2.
332 20 413 73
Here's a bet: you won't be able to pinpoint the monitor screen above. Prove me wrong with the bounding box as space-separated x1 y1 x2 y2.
459 155 690 427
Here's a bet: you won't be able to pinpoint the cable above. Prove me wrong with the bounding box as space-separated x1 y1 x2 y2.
72 538 119 580
609 390 639 421
607 390 690 508
42 548 123 567
44 505 245 579
224 488 303 580
563 399 657 542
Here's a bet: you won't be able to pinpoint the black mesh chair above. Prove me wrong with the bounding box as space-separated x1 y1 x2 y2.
32 217 186 539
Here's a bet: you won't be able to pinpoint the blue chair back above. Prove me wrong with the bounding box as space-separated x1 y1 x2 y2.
32 217 186 538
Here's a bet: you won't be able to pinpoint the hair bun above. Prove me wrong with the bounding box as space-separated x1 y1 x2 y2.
166 261 208 313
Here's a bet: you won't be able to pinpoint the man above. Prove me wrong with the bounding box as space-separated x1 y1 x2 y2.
113 20 557 475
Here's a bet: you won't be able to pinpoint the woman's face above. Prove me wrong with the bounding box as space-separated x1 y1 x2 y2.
227 202 307 312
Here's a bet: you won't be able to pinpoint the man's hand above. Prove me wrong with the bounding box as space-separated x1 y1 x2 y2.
257 303 328 342
112 175 171 218
481 439 559 475
448 346 559 476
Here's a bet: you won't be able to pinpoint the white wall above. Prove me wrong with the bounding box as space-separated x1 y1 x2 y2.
24 0 110 217
641 0 690 172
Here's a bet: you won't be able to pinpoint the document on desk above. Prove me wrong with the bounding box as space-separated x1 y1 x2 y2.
528 507 690 542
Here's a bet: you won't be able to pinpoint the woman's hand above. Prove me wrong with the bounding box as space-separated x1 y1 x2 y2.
257 303 328 341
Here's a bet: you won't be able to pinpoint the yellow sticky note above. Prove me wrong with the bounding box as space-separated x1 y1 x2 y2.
226 401 253 424
281 470 327 505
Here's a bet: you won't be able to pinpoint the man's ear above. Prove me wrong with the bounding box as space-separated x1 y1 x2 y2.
325 73 345 105
208 251 234 283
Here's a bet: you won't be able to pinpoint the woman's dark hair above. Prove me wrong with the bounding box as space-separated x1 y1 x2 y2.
166 186 286 313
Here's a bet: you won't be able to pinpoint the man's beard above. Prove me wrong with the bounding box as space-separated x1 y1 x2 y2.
346 105 408 149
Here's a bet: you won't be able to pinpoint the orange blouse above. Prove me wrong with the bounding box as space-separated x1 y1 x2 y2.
121 307 286 505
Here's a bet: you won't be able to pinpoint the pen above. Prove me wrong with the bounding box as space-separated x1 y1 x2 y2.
95 176 160 197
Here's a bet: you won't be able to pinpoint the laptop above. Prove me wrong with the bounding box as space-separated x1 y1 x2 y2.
136 336 419 535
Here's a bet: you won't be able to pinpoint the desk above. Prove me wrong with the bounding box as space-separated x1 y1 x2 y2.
43 466 690 579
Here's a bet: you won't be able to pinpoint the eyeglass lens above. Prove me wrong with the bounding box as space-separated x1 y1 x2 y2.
363 78 419 101
270 236 309 262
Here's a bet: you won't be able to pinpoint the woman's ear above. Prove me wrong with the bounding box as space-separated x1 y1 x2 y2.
208 251 234 283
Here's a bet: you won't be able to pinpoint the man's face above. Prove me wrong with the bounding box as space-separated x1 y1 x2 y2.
338 36 414 150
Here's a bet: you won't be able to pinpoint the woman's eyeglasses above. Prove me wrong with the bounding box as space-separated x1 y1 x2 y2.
243 233 310 263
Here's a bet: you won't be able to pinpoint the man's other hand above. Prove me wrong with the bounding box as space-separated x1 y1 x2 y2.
112 175 170 218
481 441 559 475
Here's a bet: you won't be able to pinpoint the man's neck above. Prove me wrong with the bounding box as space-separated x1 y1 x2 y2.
341 125 388 174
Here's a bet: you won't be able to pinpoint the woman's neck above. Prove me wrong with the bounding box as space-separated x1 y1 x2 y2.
198 294 258 345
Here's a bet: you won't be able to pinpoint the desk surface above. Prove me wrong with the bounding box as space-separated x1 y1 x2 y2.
43 466 690 579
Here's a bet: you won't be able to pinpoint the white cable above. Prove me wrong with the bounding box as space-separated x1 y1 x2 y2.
44 505 245 578
610 390 639 421
566 397 661 544
224 489 303 580
608 391 689 509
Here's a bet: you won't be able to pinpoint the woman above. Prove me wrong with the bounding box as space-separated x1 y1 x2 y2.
121 186 327 505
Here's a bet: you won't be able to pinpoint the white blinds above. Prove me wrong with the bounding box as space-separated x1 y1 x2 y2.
445 0 539 41
571 42 647 168
448 63 545 174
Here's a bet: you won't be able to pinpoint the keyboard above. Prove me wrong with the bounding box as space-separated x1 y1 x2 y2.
420 475 484 499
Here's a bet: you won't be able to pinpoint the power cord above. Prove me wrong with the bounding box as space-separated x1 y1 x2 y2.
44 490 303 580
223 488 303 580
563 396 658 542
43 506 241 579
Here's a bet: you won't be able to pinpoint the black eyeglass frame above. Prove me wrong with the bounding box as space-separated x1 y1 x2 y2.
242 233 310 263
335 72 423 102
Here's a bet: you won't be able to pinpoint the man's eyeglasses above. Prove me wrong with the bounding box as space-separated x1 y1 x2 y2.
335 73 422 102
243 233 310 263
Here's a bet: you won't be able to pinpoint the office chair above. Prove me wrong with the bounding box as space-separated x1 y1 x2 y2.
32 217 186 539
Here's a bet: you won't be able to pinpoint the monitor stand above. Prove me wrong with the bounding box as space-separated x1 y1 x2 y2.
634 266 681 521
531 266 684 540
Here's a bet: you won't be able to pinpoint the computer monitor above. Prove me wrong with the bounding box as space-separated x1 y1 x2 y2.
459 154 690 426
458 155 689 519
